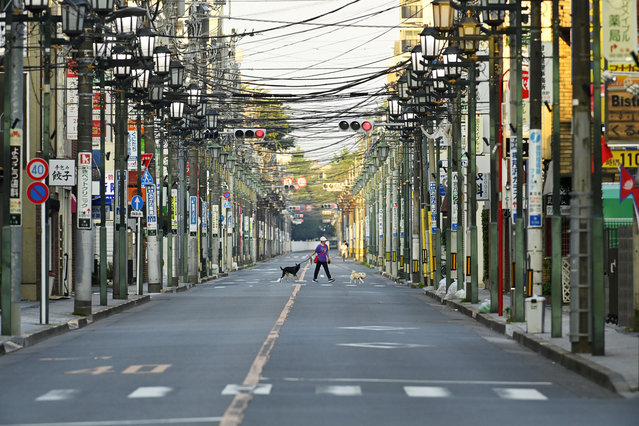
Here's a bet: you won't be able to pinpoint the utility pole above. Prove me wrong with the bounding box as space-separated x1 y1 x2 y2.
75 37 94 314
2 3 23 335
188 147 199 283
550 0 562 337
570 0 592 353
511 0 525 322
528 0 543 297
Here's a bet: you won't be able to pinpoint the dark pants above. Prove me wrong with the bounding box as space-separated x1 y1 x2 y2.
313 261 332 280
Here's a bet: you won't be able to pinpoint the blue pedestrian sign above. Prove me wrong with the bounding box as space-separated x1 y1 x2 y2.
141 169 154 186
131 195 144 211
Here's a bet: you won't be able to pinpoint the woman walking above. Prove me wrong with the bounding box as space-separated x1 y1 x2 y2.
309 237 334 283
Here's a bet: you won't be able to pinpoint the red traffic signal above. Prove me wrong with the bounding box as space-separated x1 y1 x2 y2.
338 119 373 133
234 128 266 139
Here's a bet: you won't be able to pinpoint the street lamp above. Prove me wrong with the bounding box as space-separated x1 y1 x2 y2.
61 0 88 36
153 45 171 75
458 14 481 54
186 83 201 108
24 0 49 12
421 27 442 61
169 60 185 90
410 45 427 74
481 0 507 27
137 27 156 59
110 6 146 35
431 0 455 31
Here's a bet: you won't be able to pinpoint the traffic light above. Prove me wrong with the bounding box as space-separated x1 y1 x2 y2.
321 203 337 209
234 128 266 139
338 119 373 133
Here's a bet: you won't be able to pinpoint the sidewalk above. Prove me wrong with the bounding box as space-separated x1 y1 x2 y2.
424 286 639 398
0 281 198 356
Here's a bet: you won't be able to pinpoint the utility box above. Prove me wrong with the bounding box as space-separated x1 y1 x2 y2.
525 296 546 333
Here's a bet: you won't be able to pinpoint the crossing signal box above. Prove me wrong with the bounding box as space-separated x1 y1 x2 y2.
234 128 266 139
338 119 373 133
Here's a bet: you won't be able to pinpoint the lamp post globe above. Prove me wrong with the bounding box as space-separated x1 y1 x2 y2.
420 27 441 60
481 0 507 27
88 0 114 16
61 0 89 37
169 60 185 90
153 45 171 75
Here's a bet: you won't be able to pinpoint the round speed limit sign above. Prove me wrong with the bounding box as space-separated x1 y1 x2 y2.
27 158 49 181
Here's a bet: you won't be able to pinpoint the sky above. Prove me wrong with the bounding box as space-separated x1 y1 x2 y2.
222 0 406 162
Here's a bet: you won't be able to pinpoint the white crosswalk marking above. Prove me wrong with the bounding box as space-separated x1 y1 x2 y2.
493 388 548 400
36 389 78 401
128 386 173 398
316 385 362 396
404 386 450 398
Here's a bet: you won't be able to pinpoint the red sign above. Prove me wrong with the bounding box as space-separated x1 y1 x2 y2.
79 153 91 165
306 205 313 212
296 176 307 188
141 153 153 169
27 182 49 204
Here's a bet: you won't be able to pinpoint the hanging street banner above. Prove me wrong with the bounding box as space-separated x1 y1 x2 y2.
66 60 78 140
603 0 638 64
77 152 92 229
527 129 543 228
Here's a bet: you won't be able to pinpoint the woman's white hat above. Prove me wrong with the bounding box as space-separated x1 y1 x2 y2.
320 236 327 242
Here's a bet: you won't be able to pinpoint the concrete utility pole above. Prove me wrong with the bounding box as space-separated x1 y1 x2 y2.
2 4 24 335
411 132 421 284
570 0 593 353
528 0 543 297
550 0 562 337
75 38 95 314
511 0 525 322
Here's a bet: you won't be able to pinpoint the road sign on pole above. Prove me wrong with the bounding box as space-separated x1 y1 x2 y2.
26 182 49 204
27 158 49 181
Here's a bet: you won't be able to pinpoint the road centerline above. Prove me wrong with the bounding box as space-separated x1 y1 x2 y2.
220 284 302 426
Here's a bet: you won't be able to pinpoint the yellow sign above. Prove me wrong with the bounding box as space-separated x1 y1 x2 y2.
603 149 639 168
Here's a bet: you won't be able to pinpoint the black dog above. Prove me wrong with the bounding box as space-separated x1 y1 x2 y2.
278 263 301 282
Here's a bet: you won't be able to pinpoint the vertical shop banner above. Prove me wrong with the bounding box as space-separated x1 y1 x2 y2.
189 196 197 235
528 129 543 227
603 0 638 63
451 172 458 231
171 189 178 234
77 153 92 229
9 130 22 225
146 183 157 234
430 181 438 233
66 60 78 140
510 137 518 224
211 204 219 236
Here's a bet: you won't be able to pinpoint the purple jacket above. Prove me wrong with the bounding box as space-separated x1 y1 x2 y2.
315 243 329 262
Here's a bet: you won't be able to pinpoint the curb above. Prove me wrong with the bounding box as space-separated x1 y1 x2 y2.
423 289 632 395
1 295 151 357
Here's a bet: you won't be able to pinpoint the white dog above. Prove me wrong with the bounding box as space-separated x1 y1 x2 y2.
350 271 366 284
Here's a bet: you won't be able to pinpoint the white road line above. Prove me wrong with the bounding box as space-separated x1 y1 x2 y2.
404 386 450 398
493 388 548 400
127 386 173 398
35 389 78 401
221 384 272 395
316 385 362 396
339 326 419 331
283 377 553 386
214 286 226 289
321 284 333 287
3 418 223 425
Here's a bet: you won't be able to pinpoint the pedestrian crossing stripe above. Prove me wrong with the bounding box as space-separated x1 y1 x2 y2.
34 385 550 401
